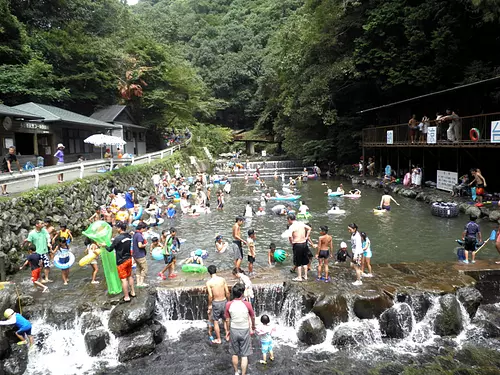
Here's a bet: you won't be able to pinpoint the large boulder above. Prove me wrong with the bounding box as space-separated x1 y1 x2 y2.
311 294 348 328
84 329 110 357
331 322 378 348
434 294 463 336
397 291 433 322
2 344 28 375
465 206 481 218
474 304 500 328
456 287 482 319
108 291 156 336
80 313 104 334
400 189 417 199
117 327 155 362
379 303 413 339
353 292 393 319
474 320 500 338
489 210 500 222
0 330 11 360
296 314 326 345
150 321 166 344
45 304 76 329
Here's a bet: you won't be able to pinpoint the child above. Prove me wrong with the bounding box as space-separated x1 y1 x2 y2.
335 241 351 264
166 203 176 219
462 215 482 264
183 249 204 265
268 243 276 267
232 267 254 305
158 227 180 280
256 315 276 364
53 237 71 285
149 237 162 254
88 206 102 223
215 235 227 253
247 229 257 276
315 226 333 282
57 223 73 245
360 232 373 277
19 245 48 292
216 190 224 210
84 237 100 284
0 309 34 346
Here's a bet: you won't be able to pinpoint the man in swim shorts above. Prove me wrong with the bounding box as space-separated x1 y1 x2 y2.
287 214 311 282
469 168 487 204
232 216 247 268
462 215 482 264
206 265 230 344
379 189 400 211
106 222 134 302
225 283 256 375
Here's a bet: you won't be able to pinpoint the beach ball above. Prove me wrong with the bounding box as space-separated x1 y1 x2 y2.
274 249 287 263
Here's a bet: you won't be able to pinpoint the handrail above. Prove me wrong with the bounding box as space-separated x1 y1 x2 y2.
0 136 192 190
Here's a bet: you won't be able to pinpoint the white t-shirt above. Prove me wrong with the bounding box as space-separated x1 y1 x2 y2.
298 205 309 214
351 231 363 256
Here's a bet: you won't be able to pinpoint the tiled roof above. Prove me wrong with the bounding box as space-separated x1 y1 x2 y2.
90 105 127 123
12 103 120 129
0 103 43 120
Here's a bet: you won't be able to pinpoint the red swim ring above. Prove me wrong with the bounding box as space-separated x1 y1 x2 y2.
469 128 480 142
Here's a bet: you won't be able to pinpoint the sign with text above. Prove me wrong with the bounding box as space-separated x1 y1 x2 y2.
261 150 267 157
437 170 458 192
427 126 437 144
386 130 393 144
491 121 500 143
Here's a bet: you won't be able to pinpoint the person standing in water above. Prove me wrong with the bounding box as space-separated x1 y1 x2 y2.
232 216 247 269
247 229 257 276
225 283 256 375
462 215 482 264
349 223 363 286
379 189 400 211
360 232 373 277
315 225 333 282
287 214 311 282
206 265 230 345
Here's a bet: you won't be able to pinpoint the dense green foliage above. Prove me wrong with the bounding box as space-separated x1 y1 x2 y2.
2 0 500 161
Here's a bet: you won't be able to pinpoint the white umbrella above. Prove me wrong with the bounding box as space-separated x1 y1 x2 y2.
84 134 127 158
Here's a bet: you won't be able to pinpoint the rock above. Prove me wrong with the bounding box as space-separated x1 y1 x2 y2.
379 303 413 338
108 291 156 336
489 210 500 222
458 203 469 213
353 292 393 319
117 327 155 362
415 192 426 201
474 304 500 327
46 304 76 329
406 291 432 322
311 294 348 328
434 294 463 336
400 189 417 199
80 313 104 334
150 321 166 344
331 322 378 348
465 206 481 218
456 287 482 319
393 186 402 194
3 344 28 375
0 330 11 360
84 329 110 357
474 319 500 338
17 295 34 308
296 314 326 345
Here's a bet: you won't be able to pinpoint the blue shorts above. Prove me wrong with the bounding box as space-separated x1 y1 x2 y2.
261 339 273 354
363 250 372 258
17 327 32 336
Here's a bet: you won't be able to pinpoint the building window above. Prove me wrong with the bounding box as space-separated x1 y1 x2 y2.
14 133 34 155
138 132 144 141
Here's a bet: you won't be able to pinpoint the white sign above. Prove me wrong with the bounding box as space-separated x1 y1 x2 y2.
491 121 500 143
20 122 49 131
427 126 437 144
261 150 267 157
386 130 393 144
436 170 458 192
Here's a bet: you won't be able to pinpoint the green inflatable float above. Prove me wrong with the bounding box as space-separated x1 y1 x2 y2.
82 221 122 295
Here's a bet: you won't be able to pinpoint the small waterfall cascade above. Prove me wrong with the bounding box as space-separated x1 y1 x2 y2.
25 310 118 375
215 160 304 172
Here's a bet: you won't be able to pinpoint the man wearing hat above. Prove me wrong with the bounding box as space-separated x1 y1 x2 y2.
54 143 65 183
133 222 149 287
0 308 34 346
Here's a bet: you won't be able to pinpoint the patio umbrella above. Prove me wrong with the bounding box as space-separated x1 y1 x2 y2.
84 134 126 158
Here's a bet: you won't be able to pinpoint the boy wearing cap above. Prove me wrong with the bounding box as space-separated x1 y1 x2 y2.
0 309 34 346
133 222 149 287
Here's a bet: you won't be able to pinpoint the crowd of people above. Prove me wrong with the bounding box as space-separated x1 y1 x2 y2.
408 109 461 144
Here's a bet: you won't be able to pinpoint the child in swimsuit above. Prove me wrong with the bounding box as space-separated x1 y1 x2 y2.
315 225 333 282
361 232 373 277
335 241 351 264
256 314 276 364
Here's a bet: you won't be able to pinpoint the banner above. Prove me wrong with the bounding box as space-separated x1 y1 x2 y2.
427 126 437 144
491 121 500 143
436 170 458 192
387 130 393 144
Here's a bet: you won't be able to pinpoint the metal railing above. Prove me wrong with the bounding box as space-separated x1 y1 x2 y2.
362 112 500 146
0 137 191 190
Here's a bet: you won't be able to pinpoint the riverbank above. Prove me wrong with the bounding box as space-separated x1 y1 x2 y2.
0 148 208 275
350 175 500 222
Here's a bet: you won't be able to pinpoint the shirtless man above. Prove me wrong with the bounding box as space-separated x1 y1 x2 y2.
232 216 247 268
469 168 487 204
287 214 311 282
206 265 230 344
379 189 400 211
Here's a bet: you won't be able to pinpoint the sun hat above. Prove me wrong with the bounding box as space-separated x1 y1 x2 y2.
4 308 14 319
195 249 203 256
57 143 65 149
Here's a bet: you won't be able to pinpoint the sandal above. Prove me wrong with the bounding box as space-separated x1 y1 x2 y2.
292 277 302 282
122 298 131 303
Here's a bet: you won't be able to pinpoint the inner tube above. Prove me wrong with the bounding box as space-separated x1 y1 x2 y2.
54 251 75 270
328 208 346 214
343 194 361 198
328 192 343 197
132 206 143 221
151 247 163 261
297 212 312 219
270 195 301 201
79 248 101 267
469 128 480 142
431 202 459 218
373 209 386 215
181 263 208 273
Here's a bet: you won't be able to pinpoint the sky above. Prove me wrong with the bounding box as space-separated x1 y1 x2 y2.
128 0 139 5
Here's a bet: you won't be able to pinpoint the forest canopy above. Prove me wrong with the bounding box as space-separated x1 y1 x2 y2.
2 0 500 161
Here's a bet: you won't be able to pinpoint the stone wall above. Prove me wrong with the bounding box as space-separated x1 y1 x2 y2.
0 150 206 275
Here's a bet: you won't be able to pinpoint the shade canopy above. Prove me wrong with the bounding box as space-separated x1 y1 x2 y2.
84 134 126 147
